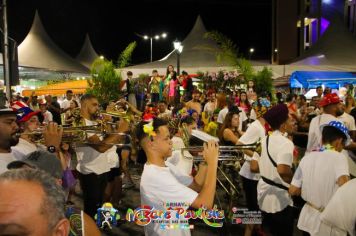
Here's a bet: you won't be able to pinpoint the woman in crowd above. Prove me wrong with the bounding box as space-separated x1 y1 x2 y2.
218 109 243 145
168 70 179 106
161 65 174 101
238 91 251 115
64 100 79 125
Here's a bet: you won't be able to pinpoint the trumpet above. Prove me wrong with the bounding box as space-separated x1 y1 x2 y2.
99 111 141 123
181 142 260 162
19 126 132 148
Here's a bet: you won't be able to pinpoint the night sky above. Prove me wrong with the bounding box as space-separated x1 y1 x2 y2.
7 0 271 65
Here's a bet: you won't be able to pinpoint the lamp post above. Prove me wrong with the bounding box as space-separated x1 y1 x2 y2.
173 40 183 75
249 48 255 60
143 33 167 62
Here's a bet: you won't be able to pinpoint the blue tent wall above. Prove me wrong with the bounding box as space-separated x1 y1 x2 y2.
290 71 356 89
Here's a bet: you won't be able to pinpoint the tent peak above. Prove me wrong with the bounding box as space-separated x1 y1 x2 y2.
76 34 99 69
18 10 89 74
181 15 208 50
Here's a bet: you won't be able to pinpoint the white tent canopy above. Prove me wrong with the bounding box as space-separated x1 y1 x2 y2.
76 34 99 69
18 11 89 74
122 15 268 76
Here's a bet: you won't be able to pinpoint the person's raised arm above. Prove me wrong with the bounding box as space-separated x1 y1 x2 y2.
88 119 129 153
190 141 218 209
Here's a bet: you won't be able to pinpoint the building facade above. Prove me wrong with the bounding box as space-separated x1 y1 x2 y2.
272 0 323 64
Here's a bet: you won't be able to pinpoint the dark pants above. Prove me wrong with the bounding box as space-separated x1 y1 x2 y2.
79 172 108 218
136 95 145 112
241 176 259 211
184 91 192 102
262 206 294 236
151 93 159 104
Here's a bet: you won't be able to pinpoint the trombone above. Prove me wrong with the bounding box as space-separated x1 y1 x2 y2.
19 126 132 148
181 141 260 213
180 142 260 162
99 111 142 124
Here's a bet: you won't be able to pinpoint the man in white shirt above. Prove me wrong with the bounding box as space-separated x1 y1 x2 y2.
76 94 129 218
203 92 217 115
237 103 273 236
39 101 53 124
307 93 356 176
321 178 356 236
0 105 19 174
60 90 74 112
250 104 295 236
136 118 219 236
338 103 356 131
157 100 172 120
307 93 344 153
290 121 350 235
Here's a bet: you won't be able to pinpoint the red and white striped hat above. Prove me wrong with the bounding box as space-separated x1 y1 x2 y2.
11 101 40 122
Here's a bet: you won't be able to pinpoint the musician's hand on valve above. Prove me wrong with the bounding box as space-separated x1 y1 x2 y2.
101 113 112 122
203 140 219 166
44 122 63 151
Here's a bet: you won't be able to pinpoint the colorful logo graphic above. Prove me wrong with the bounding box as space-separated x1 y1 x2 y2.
95 202 120 229
126 203 225 228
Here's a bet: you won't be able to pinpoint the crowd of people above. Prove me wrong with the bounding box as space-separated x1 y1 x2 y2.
1 64 356 236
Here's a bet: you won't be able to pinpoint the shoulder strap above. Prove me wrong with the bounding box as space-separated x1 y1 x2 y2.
266 135 277 167
263 135 289 191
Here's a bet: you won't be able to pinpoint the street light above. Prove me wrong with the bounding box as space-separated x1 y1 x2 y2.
173 40 183 75
142 32 167 62
249 48 255 60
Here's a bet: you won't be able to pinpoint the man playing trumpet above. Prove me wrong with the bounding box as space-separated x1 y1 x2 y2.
137 117 219 236
75 94 129 218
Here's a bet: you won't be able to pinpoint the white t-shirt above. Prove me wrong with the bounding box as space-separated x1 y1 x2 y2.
170 136 193 176
140 161 198 236
61 99 71 110
158 109 172 119
61 98 80 110
291 150 349 234
166 150 193 176
217 107 228 124
42 110 53 124
338 112 356 131
249 109 257 120
239 109 248 130
0 153 16 174
203 101 217 114
172 136 185 151
257 130 294 213
321 178 356 236
11 138 38 160
307 114 339 153
107 147 119 168
239 120 265 181
76 119 116 175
